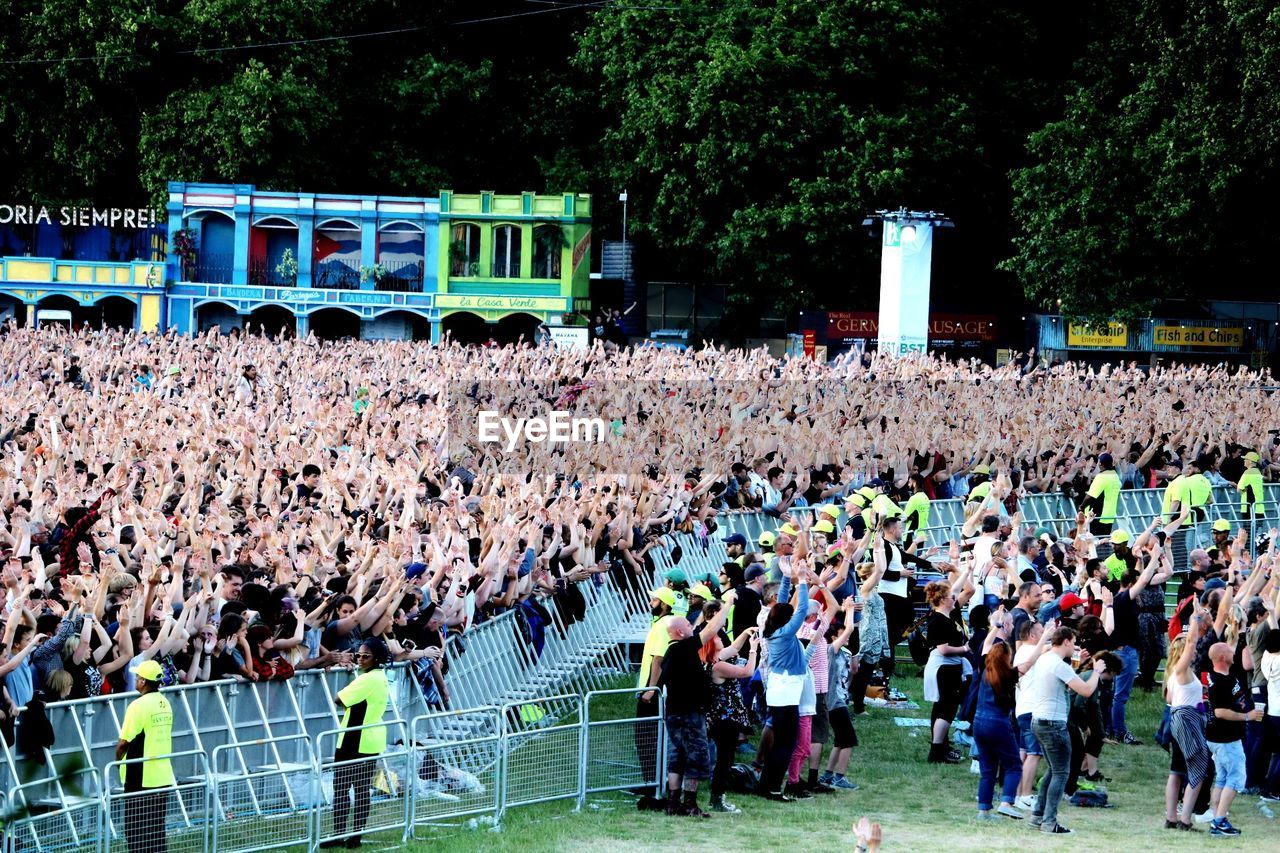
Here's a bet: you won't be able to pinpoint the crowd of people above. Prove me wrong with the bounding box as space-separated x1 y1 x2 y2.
1 322 1279 843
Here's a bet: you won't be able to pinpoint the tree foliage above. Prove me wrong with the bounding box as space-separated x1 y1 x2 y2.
1005 0 1280 320
0 0 1275 322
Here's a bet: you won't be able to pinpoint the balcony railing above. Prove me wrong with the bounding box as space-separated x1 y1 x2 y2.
312 259 361 290
248 255 296 288
188 253 233 284
376 260 425 293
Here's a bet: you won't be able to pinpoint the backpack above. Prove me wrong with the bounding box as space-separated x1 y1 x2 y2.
726 763 761 794
906 617 931 666
1070 789 1111 808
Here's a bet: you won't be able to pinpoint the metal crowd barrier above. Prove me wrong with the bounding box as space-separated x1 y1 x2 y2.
578 687 666 807
2 686 667 852
103 749 211 853
409 706 503 833
498 694 584 818
312 721 413 848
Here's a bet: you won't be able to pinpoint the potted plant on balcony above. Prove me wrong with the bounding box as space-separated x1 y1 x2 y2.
360 263 387 288
275 248 299 286
534 225 570 278
449 240 479 277
170 227 197 281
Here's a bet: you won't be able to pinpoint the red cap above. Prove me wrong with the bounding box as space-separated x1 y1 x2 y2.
1059 592 1086 611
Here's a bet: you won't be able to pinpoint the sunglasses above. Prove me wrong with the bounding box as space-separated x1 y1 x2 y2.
355 652 373 660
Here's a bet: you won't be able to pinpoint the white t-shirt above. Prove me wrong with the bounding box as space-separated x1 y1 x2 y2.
1263 651 1280 717
973 535 1001 595
1013 643 1039 716
1022 653 1077 722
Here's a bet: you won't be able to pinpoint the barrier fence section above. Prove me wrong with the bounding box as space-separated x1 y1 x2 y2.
103 749 211 853
579 687 666 807
409 706 503 834
498 694 584 818
313 721 413 848
209 734 316 853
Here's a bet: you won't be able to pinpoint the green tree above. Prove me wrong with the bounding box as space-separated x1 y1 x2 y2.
1006 0 1280 320
570 0 1081 330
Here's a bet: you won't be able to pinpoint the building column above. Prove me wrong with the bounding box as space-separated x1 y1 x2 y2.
519 223 533 279
232 185 253 285
430 320 442 344
296 312 310 339
298 194 315 288
360 200 377 290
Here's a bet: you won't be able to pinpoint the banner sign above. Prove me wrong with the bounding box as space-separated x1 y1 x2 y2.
1067 322 1127 348
0 204 159 228
876 221 933 354
436 294 568 312
828 311 996 343
1153 325 1243 348
547 325 589 350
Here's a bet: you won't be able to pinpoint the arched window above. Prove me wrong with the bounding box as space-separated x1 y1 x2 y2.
450 224 480 277
492 224 521 278
532 225 564 279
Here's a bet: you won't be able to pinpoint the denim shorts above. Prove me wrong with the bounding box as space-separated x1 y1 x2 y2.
1017 713 1043 756
1208 738 1246 792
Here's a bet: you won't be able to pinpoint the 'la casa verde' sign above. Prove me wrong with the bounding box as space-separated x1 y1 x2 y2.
0 204 160 229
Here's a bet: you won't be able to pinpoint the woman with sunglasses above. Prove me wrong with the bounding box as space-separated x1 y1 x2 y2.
324 638 390 849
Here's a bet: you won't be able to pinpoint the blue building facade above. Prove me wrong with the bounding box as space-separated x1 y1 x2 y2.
0 182 592 342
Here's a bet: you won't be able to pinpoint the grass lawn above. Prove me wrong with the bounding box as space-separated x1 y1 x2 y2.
387 665 1274 852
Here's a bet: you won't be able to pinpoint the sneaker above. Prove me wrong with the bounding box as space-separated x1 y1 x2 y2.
1209 818 1241 837
345 838 363 849
831 776 860 791
976 810 1001 821
1175 822 1199 832
790 786 814 800
1120 732 1142 746
1016 795 1038 810
1103 732 1120 745
996 803 1024 820
1193 809 1215 824
1259 791 1280 803
817 772 835 786
761 790 795 803
1040 823 1072 834
1164 820 1179 830
709 796 741 814
1028 813 1044 827
809 781 837 795
1083 770 1108 783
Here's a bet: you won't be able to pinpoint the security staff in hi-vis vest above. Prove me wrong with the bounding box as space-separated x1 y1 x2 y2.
115 660 175 853
323 638 391 849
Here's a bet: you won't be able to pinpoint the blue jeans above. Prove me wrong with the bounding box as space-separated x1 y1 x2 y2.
1110 645 1138 736
1032 718 1072 828
974 713 1021 810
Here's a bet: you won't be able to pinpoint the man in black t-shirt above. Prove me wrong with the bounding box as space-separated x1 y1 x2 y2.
657 604 729 817
1104 553 1164 745
1205 642 1261 837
